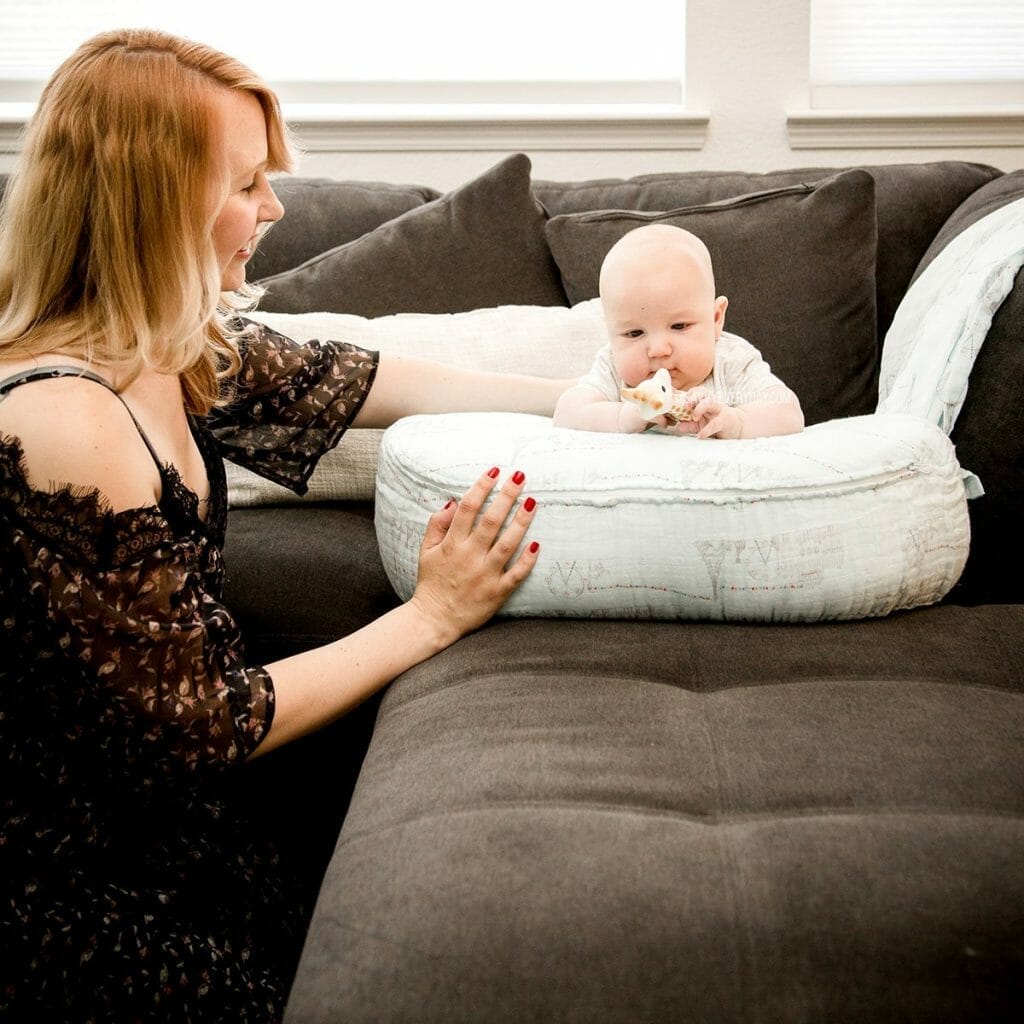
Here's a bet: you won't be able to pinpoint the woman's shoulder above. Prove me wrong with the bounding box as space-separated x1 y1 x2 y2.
0 361 161 512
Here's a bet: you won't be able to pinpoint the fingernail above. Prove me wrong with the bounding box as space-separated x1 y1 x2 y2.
523 496 536 512
487 466 500 479
512 470 525 485
444 498 456 509
529 541 540 554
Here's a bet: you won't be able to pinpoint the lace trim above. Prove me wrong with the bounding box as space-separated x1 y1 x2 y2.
1 436 183 567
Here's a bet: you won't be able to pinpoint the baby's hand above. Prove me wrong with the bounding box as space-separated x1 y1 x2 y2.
662 387 709 435
615 402 657 434
690 397 744 439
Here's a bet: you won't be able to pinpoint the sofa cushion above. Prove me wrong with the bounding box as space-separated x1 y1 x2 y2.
256 154 568 315
544 171 879 426
247 177 441 281
225 301 607 505
222 502 399 662
911 171 1024 604
535 161 1001 345
287 605 1024 1023
375 410 969 622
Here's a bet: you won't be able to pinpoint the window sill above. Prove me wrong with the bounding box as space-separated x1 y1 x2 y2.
0 101 708 156
276 103 707 152
786 107 1024 148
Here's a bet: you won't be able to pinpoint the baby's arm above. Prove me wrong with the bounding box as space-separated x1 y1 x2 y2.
554 384 652 433
690 385 804 439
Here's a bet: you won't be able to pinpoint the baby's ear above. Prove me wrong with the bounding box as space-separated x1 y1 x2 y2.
714 295 729 335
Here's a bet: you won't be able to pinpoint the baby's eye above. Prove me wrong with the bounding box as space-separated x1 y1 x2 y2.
624 329 645 339
671 322 690 331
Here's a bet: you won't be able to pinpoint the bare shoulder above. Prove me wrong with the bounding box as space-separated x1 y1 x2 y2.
0 372 161 512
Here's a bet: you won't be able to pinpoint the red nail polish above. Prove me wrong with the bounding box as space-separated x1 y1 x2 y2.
487 466 500 478
523 496 536 512
512 470 525 485
529 541 540 554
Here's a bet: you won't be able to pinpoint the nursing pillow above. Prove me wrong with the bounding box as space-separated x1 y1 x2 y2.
374 412 969 622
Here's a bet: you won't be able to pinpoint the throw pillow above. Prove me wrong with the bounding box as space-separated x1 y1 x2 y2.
544 170 879 426
256 154 568 316
225 300 608 506
248 177 441 281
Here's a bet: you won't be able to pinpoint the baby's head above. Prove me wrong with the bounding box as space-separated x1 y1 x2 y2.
599 224 728 390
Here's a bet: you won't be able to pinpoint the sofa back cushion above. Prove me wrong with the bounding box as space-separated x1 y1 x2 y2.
545 170 878 426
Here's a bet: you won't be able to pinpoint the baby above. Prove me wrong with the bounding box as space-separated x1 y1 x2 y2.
554 224 804 439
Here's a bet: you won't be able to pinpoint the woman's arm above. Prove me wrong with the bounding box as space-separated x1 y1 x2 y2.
251 466 538 756
352 354 576 429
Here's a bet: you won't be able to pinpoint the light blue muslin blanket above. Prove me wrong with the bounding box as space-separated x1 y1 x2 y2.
876 195 1024 498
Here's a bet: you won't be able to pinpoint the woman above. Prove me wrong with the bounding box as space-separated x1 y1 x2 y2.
0 29 565 1020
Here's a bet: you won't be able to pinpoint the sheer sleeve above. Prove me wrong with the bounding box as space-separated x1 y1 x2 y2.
1 443 273 771
208 318 379 493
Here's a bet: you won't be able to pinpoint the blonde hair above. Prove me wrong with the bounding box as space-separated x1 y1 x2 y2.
0 28 296 413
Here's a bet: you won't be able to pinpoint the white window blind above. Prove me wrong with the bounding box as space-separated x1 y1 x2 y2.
0 0 686 106
810 0 1024 108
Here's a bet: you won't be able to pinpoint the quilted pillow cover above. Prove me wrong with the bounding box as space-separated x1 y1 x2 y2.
375 412 970 621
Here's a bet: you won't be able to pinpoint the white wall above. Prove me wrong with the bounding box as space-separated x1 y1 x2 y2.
2 0 1020 186
271 0 1021 188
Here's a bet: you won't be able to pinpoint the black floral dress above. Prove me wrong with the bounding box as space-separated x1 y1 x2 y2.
0 321 378 1022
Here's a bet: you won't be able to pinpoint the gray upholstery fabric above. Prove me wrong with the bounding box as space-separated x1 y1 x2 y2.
285 611 1024 1023
223 503 399 664
248 178 440 281
256 154 568 315
545 171 879 425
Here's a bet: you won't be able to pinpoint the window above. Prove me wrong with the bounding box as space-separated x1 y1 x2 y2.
1 1 701 155
809 0 1024 108
0 0 686 107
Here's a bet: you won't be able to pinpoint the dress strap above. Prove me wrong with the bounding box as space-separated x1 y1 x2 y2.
0 364 164 473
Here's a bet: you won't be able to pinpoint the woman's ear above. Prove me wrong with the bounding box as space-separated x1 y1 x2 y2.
713 295 729 337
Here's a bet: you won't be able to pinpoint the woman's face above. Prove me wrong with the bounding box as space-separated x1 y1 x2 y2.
210 89 284 292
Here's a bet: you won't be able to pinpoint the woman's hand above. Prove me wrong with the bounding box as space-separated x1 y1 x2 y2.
256 467 539 754
410 467 540 644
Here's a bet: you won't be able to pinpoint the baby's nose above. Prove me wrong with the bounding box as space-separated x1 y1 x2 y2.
647 331 673 355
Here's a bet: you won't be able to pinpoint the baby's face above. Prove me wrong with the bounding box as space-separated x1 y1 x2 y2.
601 237 725 391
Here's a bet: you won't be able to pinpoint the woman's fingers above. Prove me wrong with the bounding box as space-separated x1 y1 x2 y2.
423 466 539 573
447 467 526 547
420 497 458 554
413 468 540 637
485 492 538 571
443 466 500 542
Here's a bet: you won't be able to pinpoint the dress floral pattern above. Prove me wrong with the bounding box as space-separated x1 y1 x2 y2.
0 320 378 1021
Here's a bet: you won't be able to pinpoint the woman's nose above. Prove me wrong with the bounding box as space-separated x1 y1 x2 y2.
261 185 285 224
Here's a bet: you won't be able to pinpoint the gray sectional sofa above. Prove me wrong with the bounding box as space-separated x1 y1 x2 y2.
222 154 1024 1022
8 153 1022 1019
